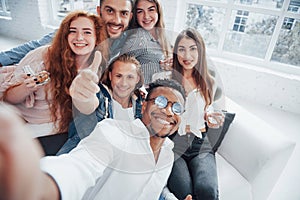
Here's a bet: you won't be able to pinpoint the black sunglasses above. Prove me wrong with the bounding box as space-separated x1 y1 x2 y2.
147 95 184 115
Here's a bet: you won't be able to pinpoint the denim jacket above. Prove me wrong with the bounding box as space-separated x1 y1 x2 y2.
56 83 143 155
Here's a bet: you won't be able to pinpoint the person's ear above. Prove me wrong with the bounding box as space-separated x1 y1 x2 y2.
141 101 147 115
136 75 140 85
97 6 101 16
109 71 112 81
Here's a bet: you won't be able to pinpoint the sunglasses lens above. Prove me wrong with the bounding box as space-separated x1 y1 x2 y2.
153 95 183 115
172 102 183 115
154 96 168 108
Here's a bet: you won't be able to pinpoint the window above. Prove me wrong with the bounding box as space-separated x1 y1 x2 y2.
272 18 300 66
0 0 10 17
283 17 295 29
50 0 98 26
288 0 300 13
233 10 249 32
178 0 300 72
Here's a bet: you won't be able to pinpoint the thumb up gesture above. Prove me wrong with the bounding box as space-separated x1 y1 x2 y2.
69 51 102 114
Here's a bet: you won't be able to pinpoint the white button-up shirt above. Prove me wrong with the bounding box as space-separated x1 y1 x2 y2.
40 119 174 200
178 89 207 138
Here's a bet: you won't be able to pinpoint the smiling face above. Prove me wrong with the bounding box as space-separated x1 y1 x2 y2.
177 36 199 73
67 17 97 57
142 87 184 138
109 60 140 107
99 0 133 39
136 0 158 31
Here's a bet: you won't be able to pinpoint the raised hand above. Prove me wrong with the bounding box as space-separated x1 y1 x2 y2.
23 74 43 93
206 110 225 129
69 51 102 114
159 56 173 71
69 51 102 102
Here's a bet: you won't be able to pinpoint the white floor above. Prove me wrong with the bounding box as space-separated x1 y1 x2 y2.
1 35 300 200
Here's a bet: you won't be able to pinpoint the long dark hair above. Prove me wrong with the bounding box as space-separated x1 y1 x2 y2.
172 28 214 108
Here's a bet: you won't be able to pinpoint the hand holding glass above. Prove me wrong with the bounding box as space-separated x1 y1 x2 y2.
206 110 225 128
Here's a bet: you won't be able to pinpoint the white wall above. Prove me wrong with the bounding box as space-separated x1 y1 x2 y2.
0 0 176 41
0 0 52 41
0 0 299 115
213 57 300 115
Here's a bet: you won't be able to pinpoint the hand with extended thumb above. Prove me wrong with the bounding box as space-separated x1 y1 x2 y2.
69 51 102 114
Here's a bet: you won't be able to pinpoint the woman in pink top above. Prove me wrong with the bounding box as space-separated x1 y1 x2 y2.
3 11 108 137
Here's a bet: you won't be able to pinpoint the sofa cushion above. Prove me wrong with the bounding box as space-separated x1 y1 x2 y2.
219 97 296 200
37 133 68 156
216 153 252 200
206 112 235 152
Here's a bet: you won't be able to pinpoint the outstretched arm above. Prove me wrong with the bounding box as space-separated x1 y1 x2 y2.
0 102 60 200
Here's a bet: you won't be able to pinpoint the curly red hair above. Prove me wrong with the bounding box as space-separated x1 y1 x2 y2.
44 11 108 133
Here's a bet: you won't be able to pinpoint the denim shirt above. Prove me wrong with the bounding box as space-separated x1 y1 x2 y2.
0 31 56 66
56 83 143 155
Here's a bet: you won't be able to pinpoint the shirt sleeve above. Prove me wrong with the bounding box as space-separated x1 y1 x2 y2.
0 31 56 66
40 120 117 200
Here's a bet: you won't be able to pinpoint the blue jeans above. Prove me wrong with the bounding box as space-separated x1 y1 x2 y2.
167 134 219 200
158 194 165 200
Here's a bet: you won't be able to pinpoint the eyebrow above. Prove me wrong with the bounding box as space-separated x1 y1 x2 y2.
148 5 156 10
137 5 156 11
178 44 197 48
104 5 130 13
69 27 93 31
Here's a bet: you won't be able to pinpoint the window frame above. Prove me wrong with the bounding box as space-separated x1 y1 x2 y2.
0 0 10 18
174 0 300 75
48 0 99 27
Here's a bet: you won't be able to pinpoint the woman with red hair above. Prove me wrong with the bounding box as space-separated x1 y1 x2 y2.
3 11 108 137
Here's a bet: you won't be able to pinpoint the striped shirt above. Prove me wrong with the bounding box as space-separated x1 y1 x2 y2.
120 28 166 85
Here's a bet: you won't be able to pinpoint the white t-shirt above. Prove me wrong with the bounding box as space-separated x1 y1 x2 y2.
112 99 135 121
40 119 174 200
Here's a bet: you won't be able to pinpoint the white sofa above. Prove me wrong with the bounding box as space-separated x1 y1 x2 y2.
217 97 296 200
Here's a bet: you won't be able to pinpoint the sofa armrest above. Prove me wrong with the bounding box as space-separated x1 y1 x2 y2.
219 97 296 200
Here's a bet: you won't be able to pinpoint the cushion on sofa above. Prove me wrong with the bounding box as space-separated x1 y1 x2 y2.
216 153 252 200
219 97 296 200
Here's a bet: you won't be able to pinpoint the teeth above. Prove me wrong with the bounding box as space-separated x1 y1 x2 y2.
109 25 121 30
74 44 86 47
157 118 170 125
